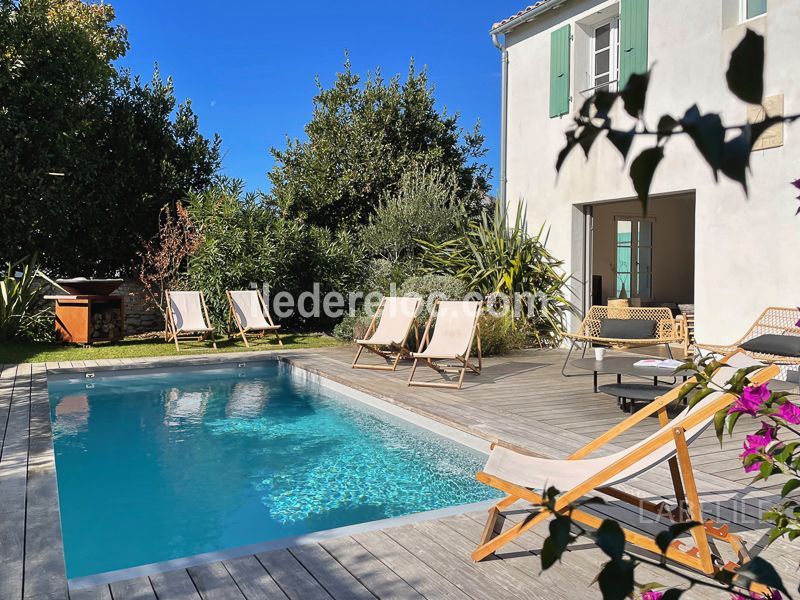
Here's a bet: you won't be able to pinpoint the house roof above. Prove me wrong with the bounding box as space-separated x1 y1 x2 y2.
490 0 567 34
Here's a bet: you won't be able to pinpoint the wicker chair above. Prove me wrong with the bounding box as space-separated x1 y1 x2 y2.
695 306 800 367
561 305 684 376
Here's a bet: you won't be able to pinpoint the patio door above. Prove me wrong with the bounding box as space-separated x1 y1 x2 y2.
614 217 653 300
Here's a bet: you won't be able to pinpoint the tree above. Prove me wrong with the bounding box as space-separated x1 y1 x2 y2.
268 57 491 231
0 0 221 276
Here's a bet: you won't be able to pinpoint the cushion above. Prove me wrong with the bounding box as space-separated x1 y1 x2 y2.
740 334 800 358
598 318 657 340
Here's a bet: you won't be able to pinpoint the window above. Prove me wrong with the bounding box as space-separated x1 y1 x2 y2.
614 217 653 300
741 0 767 21
591 18 619 92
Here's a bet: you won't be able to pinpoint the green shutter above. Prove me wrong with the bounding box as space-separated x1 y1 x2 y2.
619 0 649 90
549 24 571 118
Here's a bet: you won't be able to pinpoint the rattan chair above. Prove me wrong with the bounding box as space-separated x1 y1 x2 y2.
695 306 800 367
561 305 683 376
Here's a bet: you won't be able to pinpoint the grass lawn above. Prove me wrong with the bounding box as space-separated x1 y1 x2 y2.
0 333 343 364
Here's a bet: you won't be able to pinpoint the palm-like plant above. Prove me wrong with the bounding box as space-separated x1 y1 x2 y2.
0 255 61 341
419 201 576 347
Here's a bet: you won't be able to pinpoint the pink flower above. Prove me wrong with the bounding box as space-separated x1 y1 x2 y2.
740 424 777 473
728 384 770 416
731 590 782 600
642 592 664 600
777 402 800 425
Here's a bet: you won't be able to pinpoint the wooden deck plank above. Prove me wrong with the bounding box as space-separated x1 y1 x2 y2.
149 569 202 600
187 562 246 600
69 585 112 600
255 549 331 600
108 576 157 600
221 555 288 600
287 544 374 600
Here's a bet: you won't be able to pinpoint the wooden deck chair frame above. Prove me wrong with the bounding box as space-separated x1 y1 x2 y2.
226 290 283 348
351 297 419 371
696 306 800 367
561 305 684 377
472 354 780 586
407 300 482 390
165 291 217 352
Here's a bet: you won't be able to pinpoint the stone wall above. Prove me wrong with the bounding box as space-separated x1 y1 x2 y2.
117 280 164 335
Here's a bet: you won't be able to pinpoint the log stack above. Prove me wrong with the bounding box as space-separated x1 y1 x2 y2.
90 308 123 341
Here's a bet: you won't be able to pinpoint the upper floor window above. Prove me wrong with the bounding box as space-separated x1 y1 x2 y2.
591 18 619 93
742 0 767 21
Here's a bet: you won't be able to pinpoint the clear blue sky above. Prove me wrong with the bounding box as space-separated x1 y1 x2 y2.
112 0 525 194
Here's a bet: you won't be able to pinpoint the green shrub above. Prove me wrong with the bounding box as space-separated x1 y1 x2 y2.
476 314 531 357
419 200 576 347
400 274 468 322
0 255 59 342
332 313 374 342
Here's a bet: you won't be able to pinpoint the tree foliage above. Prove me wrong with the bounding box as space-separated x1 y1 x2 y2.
268 57 491 231
0 0 221 276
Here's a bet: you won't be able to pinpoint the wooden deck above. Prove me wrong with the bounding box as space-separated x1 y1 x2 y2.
2 347 798 599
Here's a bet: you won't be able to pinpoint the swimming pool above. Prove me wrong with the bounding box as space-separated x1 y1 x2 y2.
48 361 500 581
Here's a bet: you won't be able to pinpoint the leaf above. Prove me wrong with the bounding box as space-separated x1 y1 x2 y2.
629 147 665 212
597 558 635 600
621 71 650 118
595 519 626 561
720 133 751 194
680 106 725 179
734 556 789 595
714 409 728 442
541 514 572 570
657 115 679 143
749 115 786 151
726 29 764 104
655 522 701 554
607 127 636 161
594 90 619 120
780 478 800 499
578 126 602 158
662 589 685 600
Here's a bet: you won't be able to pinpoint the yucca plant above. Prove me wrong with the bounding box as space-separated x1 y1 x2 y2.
419 201 576 347
0 255 61 341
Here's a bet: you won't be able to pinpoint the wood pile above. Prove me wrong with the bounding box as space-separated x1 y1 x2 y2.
90 309 122 340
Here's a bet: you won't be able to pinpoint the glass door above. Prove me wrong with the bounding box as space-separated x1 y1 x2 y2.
614 217 653 300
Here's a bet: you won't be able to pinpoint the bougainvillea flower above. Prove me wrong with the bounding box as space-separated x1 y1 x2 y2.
740 424 777 473
642 591 664 600
777 402 800 425
728 383 770 416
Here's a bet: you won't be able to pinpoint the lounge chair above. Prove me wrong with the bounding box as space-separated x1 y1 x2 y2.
352 296 422 371
472 352 779 581
561 305 684 376
407 300 482 390
695 306 800 368
227 290 282 347
165 291 217 352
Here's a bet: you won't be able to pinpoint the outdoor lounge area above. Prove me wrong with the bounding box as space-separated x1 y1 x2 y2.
3 347 799 599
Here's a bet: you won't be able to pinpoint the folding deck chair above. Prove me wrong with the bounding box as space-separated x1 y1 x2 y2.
472 352 779 582
165 291 217 351
352 296 422 371
227 290 282 347
407 300 482 390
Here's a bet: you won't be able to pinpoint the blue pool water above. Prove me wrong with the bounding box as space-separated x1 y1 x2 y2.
48 362 499 578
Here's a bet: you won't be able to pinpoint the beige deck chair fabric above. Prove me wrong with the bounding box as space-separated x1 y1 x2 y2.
412 301 480 359
169 291 212 332
356 297 421 345
352 296 422 371
229 291 276 330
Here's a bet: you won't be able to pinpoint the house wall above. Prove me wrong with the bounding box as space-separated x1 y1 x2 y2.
591 194 695 306
500 0 800 343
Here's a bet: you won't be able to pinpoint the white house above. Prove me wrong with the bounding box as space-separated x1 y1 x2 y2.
490 0 799 345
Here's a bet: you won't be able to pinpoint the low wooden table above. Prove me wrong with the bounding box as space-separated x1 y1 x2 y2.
598 382 674 412
572 356 692 393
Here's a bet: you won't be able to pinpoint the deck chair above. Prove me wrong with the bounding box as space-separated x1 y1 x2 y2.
352 296 422 371
561 305 684 377
696 306 800 368
407 300 482 390
227 290 282 347
472 352 779 583
165 291 217 352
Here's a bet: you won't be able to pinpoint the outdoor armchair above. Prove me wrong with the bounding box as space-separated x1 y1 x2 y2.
227 290 282 347
165 291 217 351
352 296 422 371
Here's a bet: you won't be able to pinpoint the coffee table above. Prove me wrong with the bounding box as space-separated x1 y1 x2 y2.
572 357 693 393
598 383 674 412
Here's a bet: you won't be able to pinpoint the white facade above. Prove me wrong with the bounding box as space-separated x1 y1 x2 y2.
493 0 800 343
